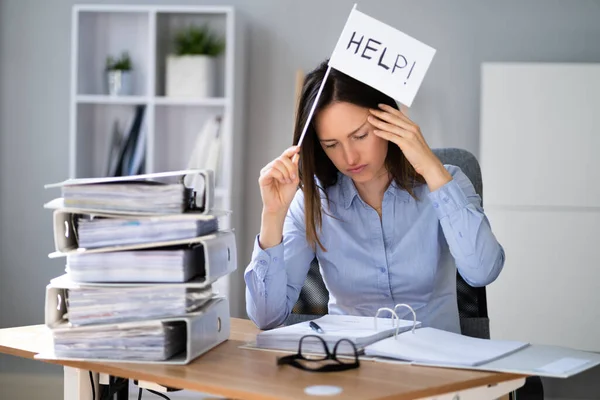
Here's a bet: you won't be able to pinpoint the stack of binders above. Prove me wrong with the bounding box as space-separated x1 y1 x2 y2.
39 169 236 365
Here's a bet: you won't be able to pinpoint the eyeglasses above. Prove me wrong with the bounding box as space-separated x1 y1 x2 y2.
276 335 360 373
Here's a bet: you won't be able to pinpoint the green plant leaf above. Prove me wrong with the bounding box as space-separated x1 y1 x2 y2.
174 24 225 56
106 51 132 71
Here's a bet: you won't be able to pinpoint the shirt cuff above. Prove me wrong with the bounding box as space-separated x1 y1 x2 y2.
428 178 470 219
251 235 285 281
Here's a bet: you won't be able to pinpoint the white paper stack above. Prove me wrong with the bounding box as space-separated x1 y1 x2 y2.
66 247 201 283
61 182 190 214
75 214 218 248
53 319 187 361
364 327 529 366
55 279 214 326
42 169 238 364
257 315 422 354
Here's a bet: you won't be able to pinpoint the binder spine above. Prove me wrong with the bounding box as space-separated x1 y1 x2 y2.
203 231 237 283
186 297 230 363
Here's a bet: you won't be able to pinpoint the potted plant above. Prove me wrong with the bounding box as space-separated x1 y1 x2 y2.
166 24 225 98
106 52 132 96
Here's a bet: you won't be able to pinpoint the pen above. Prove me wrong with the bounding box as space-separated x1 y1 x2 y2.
309 321 325 334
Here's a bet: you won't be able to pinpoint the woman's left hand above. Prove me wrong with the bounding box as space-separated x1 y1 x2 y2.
368 103 452 191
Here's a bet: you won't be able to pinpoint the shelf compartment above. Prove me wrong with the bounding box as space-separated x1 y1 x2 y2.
76 11 150 96
74 103 148 178
76 95 148 105
154 12 227 98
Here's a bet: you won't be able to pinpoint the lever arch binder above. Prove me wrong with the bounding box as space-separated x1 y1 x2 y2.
49 228 237 285
44 169 216 215
251 304 600 379
51 208 220 250
255 304 421 354
45 274 217 327
37 297 230 365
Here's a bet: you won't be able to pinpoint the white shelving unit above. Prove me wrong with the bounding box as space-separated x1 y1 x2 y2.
68 4 244 310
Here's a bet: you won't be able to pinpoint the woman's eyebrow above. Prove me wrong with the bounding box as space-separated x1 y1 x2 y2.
319 119 369 142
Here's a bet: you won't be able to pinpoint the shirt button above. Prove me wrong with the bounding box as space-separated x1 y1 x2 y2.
380 267 386 273
433 202 439 208
273 256 278 262
259 259 267 266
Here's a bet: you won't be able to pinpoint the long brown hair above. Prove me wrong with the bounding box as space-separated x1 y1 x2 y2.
292 60 425 251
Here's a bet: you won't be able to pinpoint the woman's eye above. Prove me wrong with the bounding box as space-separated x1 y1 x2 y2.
355 133 368 140
325 143 337 149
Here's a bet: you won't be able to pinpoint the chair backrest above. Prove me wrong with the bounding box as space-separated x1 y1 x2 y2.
289 148 490 339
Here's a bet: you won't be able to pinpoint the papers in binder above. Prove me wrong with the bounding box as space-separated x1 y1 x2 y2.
50 228 237 285
47 274 213 327
38 297 231 364
45 169 215 215
66 246 203 283
53 320 186 361
256 305 421 354
364 327 529 367
73 212 218 249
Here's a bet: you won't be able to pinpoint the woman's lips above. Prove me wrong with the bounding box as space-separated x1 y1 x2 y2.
347 164 367 174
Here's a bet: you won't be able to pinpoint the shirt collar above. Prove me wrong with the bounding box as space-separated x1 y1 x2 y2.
339 173 410 209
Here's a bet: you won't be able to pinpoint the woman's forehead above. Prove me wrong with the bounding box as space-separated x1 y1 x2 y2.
315 102 369 140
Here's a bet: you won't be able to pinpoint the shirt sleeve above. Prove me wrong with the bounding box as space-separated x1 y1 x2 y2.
427 164 505 287
244 190 316 329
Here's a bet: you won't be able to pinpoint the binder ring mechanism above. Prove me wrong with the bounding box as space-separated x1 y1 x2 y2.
374 303 417 339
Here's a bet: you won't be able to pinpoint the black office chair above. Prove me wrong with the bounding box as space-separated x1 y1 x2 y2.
284 148 543 399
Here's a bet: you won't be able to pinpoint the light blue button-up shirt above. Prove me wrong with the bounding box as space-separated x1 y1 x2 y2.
244 165 505 333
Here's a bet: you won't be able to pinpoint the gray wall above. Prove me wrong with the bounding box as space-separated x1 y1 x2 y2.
1 0 600 396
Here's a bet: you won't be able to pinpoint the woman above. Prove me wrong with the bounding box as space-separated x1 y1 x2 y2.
244 60 505 333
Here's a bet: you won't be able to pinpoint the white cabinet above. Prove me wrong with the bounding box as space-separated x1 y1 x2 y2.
69 5 244 306
480 63 600 352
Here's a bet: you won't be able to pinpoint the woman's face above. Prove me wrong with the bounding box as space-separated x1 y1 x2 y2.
315 101 388 183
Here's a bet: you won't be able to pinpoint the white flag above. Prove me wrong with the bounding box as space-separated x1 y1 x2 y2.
329 7 436 107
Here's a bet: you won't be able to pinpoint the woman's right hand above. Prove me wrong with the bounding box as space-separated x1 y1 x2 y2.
258 146 300 216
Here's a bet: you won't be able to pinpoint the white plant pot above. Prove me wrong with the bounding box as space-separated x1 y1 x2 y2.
166 55 216 98
106 70 132 96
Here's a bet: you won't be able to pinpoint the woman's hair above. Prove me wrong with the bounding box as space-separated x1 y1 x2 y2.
292 60 425 251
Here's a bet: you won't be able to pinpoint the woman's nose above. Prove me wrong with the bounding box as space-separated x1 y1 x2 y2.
343 146 359 166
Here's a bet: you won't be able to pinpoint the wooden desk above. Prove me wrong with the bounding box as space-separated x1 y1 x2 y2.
0 318 525 400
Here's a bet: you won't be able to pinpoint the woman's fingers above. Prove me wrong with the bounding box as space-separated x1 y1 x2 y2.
367 114 412 139
259 164 286 185
282 145 300 158
378 103 414 124
368 108 415 134
373 128 409 148
259 145 300 184
277 154 298 181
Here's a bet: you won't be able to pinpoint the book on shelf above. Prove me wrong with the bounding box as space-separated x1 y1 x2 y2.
106 104 147 177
